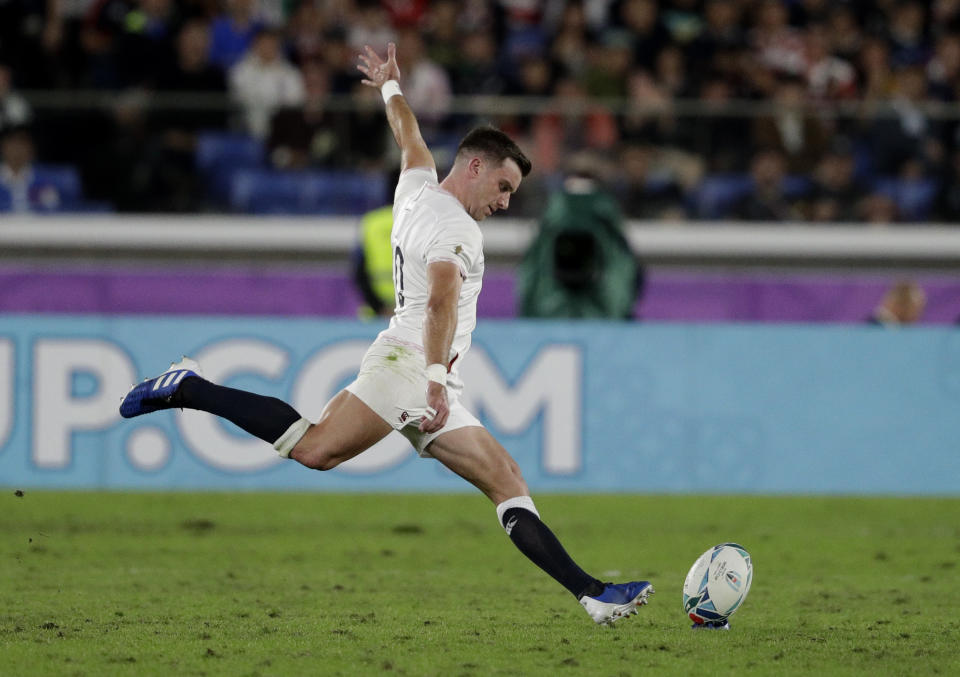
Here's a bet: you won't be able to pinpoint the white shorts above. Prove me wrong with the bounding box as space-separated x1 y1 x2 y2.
345 336 482 456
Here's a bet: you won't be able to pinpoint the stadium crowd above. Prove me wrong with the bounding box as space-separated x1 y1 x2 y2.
1 0 960 221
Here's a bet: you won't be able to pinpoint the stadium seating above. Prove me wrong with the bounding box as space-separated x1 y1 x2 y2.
0 164 103 213
690 174 753 219
690 174 812 219
872 176 939 221
228 168 388 215
195 131 266 205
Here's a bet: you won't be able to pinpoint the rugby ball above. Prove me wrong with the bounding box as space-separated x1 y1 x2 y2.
682 543 752 625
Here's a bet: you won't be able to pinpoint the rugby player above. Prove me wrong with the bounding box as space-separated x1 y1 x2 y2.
120 43 653 625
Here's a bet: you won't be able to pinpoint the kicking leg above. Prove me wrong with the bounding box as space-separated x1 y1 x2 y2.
426 426 603 599
427 426 654 624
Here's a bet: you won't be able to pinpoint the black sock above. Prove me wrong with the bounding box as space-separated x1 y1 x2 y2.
502 507 604 599
171 376 303 445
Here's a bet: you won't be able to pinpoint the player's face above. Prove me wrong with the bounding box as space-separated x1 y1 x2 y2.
470 158 523 221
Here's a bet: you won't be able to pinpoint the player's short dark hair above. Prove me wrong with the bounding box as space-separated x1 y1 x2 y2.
456 125 532 177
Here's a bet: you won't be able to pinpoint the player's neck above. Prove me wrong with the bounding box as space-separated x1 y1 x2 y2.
439 172 470 214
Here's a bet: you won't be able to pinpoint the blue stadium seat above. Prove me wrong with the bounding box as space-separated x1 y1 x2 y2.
691 174 812 219
0 164 86 212
32 165 83 206
195 132 265 204
691 174 752 219
873 176 939 221
229 169 388 215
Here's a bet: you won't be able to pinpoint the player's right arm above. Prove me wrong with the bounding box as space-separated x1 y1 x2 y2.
357 43 435 173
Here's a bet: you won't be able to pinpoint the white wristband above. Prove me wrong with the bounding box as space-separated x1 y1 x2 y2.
381 80 402 104
425 363 447 387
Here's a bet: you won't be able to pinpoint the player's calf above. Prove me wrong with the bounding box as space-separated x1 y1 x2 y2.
496 496 606 600
120 357 310 452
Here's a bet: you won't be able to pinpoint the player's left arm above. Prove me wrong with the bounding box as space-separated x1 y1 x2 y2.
419 260 462 433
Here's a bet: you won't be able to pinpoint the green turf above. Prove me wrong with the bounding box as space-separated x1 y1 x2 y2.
1 491 958 676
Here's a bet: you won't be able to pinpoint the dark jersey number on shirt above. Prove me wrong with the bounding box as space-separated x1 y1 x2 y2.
394 245 405 307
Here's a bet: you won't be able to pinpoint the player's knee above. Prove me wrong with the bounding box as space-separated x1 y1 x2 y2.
491 457 528 497
291 440 344 471
308 448 346 471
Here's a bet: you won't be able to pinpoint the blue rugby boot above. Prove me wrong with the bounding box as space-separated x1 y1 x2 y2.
119 357 202 418
580 581 654 625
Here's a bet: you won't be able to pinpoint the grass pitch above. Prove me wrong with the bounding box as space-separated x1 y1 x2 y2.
1 491 958 676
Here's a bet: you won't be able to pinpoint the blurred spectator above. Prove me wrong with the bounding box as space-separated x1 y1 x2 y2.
154 20 228 210
886 1 930 67
790 0 831 27
158 19 226 97
734 147 805 221
346 0 395 53
394 28 452 127
613 143 687 220
868 65 945 176
806 138 868 222
342 82 389 170
453 32 506 95
753 76 829 173
750 0 806 93
321 25 361 94
661 0 705 46
804 23 857 101
654 44 693 98
285 0 326 66
518 153 641 319
209 0 265 71
229 28 304 139
507 53 553 98
85 90 162 211
622 69 703 188
550 1 590 78
423 0 461 74
0 63 33 134
867 280 926 326
533 75 617 174
382 0 428 28
0 0 63 87
926 33 960 100
687 77 750 172
615 0 670 72
685 0 744 89
826 6 863 64
81 0 137 87
857 191 900 224
268 60 345 170
933 0 960 33
115 0 180 88
584 29 634 98
0 127 65 212
858 36 896 101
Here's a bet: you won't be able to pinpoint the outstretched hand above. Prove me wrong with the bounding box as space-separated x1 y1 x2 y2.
357 43 401 89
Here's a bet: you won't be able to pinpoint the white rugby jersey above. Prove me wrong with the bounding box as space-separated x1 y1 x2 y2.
378 166 484 368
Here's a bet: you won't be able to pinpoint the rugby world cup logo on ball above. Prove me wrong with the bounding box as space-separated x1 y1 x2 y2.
682 543 753 627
